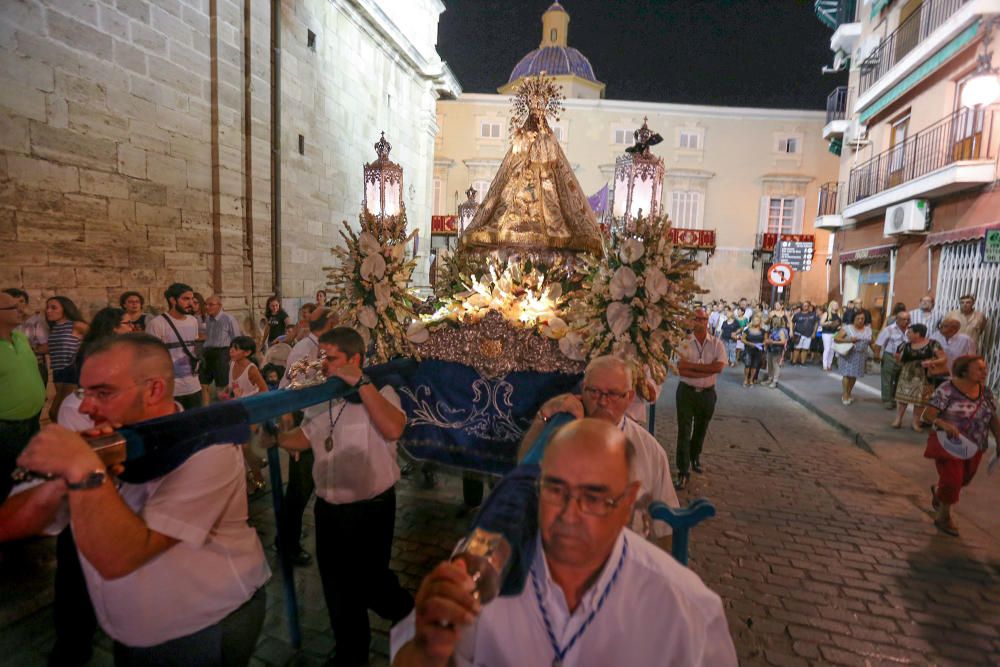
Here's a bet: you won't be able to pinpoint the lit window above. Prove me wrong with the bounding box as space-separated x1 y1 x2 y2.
479 121 501 139
472 180 491 203
767 197 796 234
553 126 563 142
777 137 799 154
669 191 702 229
679 130 700 150
614 128 634 145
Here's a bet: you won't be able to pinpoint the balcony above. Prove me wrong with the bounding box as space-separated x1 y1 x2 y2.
824 86 852 139
843 107 996 220
816 182 847 229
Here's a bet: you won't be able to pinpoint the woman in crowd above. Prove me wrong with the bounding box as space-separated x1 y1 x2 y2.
221 335 269 492
741 314 766 387
892 323 946 431
316 289 328 307
45 296 89 422
923 355 999 536
719 307 740 367
119 290 147 331
191 291 208 344
769 301 791 329
833 311 875 405
763 314 788 388
734 305 750 363
259 295 290 350
819 300 843 371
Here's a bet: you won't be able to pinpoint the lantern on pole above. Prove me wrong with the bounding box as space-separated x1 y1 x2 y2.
608 117 665 236
362 132 404 222
457 186 479 236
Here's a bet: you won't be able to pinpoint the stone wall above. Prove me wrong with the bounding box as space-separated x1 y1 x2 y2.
0 0 452 326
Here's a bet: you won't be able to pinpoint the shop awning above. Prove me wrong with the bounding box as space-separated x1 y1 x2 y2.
838 243 896 263
925 222 1000 247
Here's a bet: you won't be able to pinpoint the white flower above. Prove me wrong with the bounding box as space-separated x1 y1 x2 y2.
606 302 633 337
540 316 568 339
619 238 645 263
559 331 586 361
644 267 668 303
360 253 387 280
373 279 392 311
611 339 637 359
359 232 380 256
358 305 378 329
609 266 638 300
356 324 371 346
389 243 405 262
406 320 429 344
645 309 663 330
546 283 563 302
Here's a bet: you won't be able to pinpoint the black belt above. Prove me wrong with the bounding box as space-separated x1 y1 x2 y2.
680 383 716 393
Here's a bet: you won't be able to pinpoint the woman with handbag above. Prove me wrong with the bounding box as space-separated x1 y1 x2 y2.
892 323 946 431
820 301 843 371
833 311 874 405
763 315 788 388
741 314 766 387
922 355 1000 536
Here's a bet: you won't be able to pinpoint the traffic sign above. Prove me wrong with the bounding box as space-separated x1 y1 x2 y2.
767 263 794 287
776 240 814 271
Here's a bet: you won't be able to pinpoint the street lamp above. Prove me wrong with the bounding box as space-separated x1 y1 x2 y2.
608 117 665 236
961 18 1000 108
457 185 479 236
362 132 404 222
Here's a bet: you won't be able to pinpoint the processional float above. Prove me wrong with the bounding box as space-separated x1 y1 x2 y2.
12 75 715 644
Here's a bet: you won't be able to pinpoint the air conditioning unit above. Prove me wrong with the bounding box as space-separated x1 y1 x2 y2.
884 200 930 236
857 35 880 63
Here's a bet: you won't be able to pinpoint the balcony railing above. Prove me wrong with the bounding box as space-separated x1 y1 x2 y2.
826 86 849 124
814 0 858 30
846 107 994 204
858 0 969 95
817 182 844 216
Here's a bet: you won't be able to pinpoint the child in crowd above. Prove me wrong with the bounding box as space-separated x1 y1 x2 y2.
221 336 268 491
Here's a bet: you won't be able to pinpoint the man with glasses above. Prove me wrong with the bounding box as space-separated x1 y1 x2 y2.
519 356 679 551
14 334 270 662
391 418 736 666
673 307 726 490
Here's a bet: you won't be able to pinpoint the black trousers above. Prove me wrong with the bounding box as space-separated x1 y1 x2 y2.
675 383 717 475
0 412 40 500
199 347 230 387
175 392 203 411
278 449 314 555
314 487 414 664
49 528 98 666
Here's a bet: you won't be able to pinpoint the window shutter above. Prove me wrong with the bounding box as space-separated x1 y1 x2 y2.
759 196 770 234
793 197 805 233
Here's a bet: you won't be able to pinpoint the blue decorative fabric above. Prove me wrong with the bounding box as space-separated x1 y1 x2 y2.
394 359 582 475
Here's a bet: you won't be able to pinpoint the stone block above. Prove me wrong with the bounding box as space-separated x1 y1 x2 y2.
16 213 85 243
128 246 165 268
0 111 30 153
145 152 188 188
117 144 147 178
68 101 130 140
107 197 136 224
0 239 47 266
23 266 78 289
6 155 80 192
115 0 150 24
164 250 204 268
135 202 180 227
186 160 211 190
113 39 147 75
46 10 112 60
126 119 170 152
75 267 122 288
155 102 206 138
0 185 66 215
0 77 47 121
128 179 166 205
31 122 118 171
168 40 209 74
151 5 192 45
0 262 22 285
98 4 130 41
48 0 100 26
147 54 203 97
147 227 178 250
46 96 69 128
0 51 55 92
49 242 129 267
84 229 131 248
80 169 129 199
0 209 15 241
64 193 109 220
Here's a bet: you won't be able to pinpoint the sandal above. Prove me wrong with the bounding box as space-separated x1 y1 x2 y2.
890 420 902 429
930 485 940 512
934 517 959 536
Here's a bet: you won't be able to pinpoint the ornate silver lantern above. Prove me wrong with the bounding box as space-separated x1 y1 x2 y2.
362 132 403 221
457 185 479 236
608 117 665 235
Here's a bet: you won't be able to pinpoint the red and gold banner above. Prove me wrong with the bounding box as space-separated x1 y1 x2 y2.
431 215 458 234
758 233 814 252
669 228 716 250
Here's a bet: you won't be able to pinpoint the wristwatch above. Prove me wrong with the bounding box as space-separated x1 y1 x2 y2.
66 469 108 490
354 374 372 389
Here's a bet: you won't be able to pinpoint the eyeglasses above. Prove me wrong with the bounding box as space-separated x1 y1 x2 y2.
74 379 152 402
538 480 629 517
582 385 628 402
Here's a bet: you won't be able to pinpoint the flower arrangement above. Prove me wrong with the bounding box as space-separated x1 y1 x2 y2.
325 210 424 362
563 214 704 396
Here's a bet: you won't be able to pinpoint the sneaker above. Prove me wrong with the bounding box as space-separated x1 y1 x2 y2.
842 397 854 405
673 473 690 490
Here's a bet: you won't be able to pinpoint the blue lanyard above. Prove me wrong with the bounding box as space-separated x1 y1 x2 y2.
531 535 629 667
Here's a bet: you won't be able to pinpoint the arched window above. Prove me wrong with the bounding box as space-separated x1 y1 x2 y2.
550 28 557 42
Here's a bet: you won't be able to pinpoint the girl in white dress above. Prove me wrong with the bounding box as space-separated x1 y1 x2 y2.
224 336 269 490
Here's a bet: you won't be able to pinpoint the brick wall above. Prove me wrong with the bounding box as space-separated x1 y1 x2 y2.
0 0 444 326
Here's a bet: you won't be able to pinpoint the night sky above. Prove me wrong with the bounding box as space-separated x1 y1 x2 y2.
437 0 848 109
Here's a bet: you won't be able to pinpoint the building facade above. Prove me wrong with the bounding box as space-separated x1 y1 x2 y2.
814 0 1000 387
0 0 458 322
434 3 841 305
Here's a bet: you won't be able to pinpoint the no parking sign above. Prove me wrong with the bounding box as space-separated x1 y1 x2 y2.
767 263 794 287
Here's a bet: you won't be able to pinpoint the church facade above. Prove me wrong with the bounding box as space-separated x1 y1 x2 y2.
434 3 840 304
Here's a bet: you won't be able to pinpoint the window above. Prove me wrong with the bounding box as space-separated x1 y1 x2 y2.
307 30 316 50
889 115 909 174
433 178 443 215
472 179 491 202
479 121 501 139
297 134 305 155
767 197 796 235
669 191 702 229
679 130 700 150
552 125 564 142
550 28 557 42
777 137 798 154
613 128 634 145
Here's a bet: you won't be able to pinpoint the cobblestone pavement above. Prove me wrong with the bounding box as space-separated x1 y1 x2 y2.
2 369 999 666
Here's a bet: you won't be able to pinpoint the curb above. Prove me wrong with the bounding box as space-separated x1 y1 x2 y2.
775 382 876 455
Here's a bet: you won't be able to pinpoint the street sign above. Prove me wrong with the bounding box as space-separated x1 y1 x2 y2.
767 263 794 287
776 239 814 271
984 229 1000 264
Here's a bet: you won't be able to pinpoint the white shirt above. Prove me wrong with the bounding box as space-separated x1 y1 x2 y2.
875 323 907 357
621 417 679 538
57 393 96 431
78 446 271 647
909 308 936 329
676 334 726 389
279 333 320 389
390 530 737 666
930 331 977 372
300 386 404 504
146 314 201 396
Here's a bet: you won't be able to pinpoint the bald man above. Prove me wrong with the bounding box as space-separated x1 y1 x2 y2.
391 419 736 666
16 334 270 664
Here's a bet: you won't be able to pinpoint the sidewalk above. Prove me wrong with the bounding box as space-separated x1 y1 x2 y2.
771 361 1000 539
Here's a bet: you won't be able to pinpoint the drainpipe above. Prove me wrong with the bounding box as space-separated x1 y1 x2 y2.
270 0 282 297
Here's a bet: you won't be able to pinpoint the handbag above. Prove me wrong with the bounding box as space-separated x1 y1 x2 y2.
833 341 855 356
160 314 203 374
